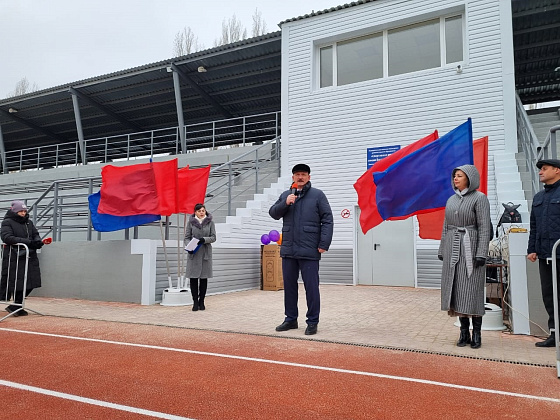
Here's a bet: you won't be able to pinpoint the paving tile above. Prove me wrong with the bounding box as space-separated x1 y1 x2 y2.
13 284 557 367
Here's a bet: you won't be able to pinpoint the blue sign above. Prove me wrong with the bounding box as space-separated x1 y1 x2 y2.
367 145 401 169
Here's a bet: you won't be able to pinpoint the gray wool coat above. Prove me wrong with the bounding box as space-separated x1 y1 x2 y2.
184 213 216 279
438 164 492 317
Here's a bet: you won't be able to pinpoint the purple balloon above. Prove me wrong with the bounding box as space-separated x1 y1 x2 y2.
260 234 271 245
268 230 280 242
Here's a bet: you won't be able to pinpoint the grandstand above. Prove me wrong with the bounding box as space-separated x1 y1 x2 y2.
0 0 559 308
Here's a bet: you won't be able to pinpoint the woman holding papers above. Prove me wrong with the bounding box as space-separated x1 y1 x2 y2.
438 165 492 349
185 203 216 311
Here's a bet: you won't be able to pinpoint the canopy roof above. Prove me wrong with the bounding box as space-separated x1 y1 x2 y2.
0 0 557 154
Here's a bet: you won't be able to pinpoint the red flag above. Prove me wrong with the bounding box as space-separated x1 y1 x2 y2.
98 159 178 216
417 136 488 239
354 131 439 234
177 165 211 214
153 159 178 216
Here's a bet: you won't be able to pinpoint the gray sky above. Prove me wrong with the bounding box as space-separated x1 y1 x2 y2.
0 0 338 98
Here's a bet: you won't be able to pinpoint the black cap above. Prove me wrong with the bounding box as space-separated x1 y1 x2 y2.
292 163 311 174
536 159 560 169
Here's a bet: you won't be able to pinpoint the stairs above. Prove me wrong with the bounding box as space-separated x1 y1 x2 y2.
526 107 560 145
215 176 291 247
493 152 530 222
512 106 560 213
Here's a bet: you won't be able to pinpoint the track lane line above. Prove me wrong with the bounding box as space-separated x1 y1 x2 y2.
2 327 560 405
0 379 193 420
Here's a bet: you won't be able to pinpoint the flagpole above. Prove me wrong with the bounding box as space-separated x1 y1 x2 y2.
176 213 182 289
180 213 188 289
159 219 173 289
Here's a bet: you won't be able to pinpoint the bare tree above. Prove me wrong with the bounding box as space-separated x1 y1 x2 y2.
173 26 201 57
251 8 267 37
7 77 39 98
214 14 247 46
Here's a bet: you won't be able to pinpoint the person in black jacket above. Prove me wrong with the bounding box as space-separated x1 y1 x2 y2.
1 201 44 317
269 164 333 336
527 159 560 347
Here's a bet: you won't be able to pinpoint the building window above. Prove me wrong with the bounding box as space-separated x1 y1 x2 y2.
445 15 463 64
320 46 333 88
338 33 383 86
318 14 463 88
388 19 440 76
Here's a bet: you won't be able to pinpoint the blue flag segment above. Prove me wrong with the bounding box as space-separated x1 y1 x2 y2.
88 191 160 232
373 119 473 220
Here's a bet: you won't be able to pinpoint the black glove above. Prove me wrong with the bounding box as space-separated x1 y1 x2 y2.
474 257 486 267
437 255 443 261
32 240 44 249
198 237 205 244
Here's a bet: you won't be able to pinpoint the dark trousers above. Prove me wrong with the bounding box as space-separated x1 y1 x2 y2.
538 259 560 332
282 258 320 325
4 289 32 309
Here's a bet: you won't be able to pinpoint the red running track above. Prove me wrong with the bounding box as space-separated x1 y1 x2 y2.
0 317 559 419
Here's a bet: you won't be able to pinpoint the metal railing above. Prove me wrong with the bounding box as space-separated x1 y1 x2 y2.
516 95 560 196
3 112 280 173
13 136 280 242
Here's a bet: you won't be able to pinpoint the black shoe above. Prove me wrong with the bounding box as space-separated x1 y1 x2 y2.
18 309 28 316
535 334 556 348
5 306 20 317
275 320 298 331
198 299 205 311
192 301 199 312
305 324 318 335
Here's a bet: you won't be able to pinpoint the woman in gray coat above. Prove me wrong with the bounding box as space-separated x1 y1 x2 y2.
184 203 216 311
438 165 492 349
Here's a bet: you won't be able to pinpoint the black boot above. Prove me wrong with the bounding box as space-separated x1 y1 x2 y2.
535 332 556 347
471 316 482 349
199 278 207 310
190 278 199 311
457 317 471 347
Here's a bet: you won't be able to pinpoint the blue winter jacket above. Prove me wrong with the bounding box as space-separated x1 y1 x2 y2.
269 182 333 260
528 179 560 259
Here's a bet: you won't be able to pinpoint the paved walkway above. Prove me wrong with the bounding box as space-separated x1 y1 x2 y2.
13 284 557 367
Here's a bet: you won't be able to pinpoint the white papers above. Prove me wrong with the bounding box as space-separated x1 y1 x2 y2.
184 238 200 252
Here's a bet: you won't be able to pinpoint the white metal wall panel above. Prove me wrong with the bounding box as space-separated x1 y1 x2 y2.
281 0 516 287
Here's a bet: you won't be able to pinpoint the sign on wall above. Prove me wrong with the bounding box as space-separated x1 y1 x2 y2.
367 145 401 169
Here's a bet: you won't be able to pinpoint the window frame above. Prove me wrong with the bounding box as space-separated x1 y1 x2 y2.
316 13 464 90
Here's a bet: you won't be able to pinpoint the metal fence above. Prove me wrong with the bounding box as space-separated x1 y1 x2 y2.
7 137 281 242
0 243 32 321
3 112 281 173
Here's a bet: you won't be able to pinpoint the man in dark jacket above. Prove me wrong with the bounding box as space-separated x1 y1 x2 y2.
1 200 44 317
269 164 333 335
527 159 560 347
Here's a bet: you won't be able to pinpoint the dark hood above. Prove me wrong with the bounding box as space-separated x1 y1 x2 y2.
4 209 29 224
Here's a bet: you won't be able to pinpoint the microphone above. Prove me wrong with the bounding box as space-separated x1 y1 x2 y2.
291 182 298 196
289 182 298 205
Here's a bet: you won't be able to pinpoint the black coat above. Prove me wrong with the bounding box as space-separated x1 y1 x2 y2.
528 179 560 259
1 210 42 293
269 182 334 260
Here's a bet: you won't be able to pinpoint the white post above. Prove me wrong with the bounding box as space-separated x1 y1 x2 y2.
550 239 560 379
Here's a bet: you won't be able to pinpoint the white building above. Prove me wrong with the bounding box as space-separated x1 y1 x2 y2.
277 0 520 288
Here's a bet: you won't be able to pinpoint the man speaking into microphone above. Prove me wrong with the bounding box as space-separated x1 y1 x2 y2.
269 163 333 336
